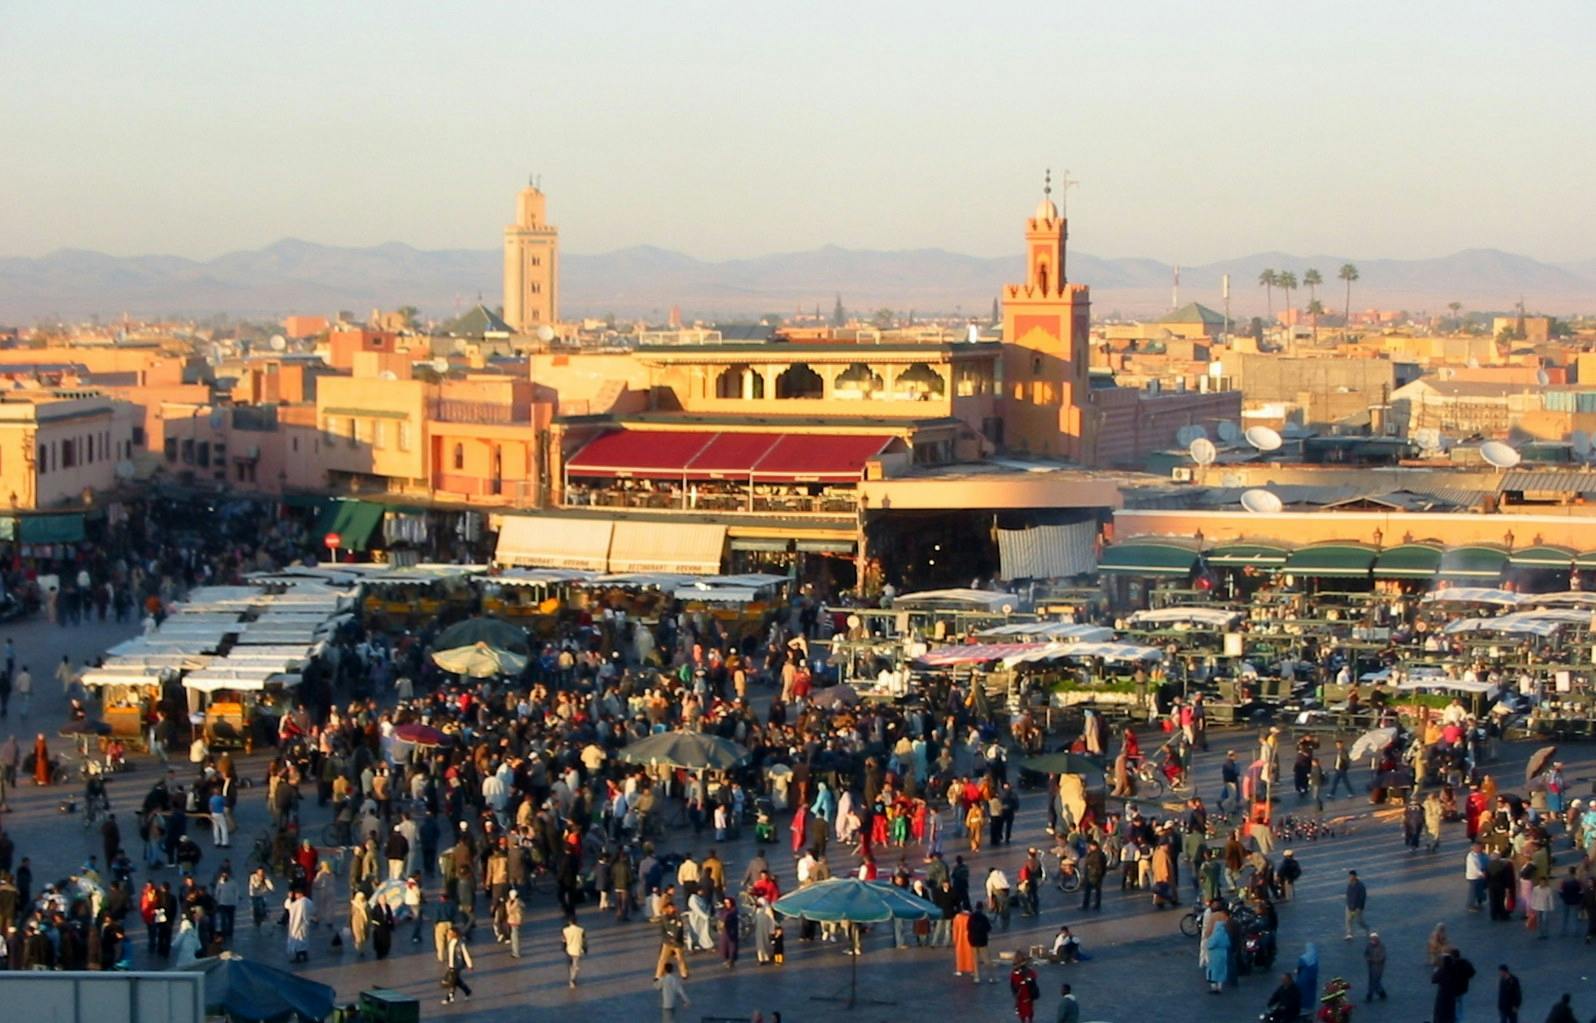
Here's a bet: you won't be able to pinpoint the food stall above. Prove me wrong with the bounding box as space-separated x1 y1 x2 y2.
80 657 202 750
475 568 597 635
360 564 482 630
184 665 303 752
671 573 789 643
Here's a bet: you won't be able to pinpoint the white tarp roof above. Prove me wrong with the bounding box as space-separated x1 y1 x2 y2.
1127 606 1243 629
184 670 301 693
1420 588 1524 607
108 636 228 656
476 568 599 587
1519 591 1596 608
977 622 1114 642
893 588 1019 612
1443 608 1592 638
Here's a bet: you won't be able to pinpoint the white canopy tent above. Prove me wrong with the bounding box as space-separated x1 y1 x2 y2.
1126 606 1243 629
976 622 1114 642
1420 588 1524 608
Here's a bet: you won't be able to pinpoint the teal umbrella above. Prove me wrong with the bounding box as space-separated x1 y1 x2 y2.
433 616 530 654
773 879 935 1009
182 953 337 1022
616 730 749 771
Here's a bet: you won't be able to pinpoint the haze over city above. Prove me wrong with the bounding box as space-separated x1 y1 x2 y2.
5 2 1595 266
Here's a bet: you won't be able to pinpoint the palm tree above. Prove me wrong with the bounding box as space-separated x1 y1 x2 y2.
1258 269 1277 323
1307 299 1325 342
1303 268 1323 305
1277 271 1298 325
1447 301 1463 332
1338 263 1360 338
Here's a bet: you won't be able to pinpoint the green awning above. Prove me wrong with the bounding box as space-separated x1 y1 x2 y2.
1438 545 1509 580
1283 543 1377 577
1205 542 1291 568
19 513 85 544
1508 544 1576 570
1097 542 1199 577
1373 543 1443 579
317 500 385 552
1577 551 1596 571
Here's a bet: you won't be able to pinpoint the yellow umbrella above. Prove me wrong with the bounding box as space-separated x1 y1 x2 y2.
430 641 528 678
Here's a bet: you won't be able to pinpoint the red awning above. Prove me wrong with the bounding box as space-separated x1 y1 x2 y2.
566 430 894 484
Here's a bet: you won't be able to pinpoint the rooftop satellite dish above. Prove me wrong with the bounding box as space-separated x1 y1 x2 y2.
431 357 450 374
1245 425 1283 453
1175 425 1205 447
1189 437 1217 466
208 409 225 429
1240 488 1284 514
1413 427 1442 453
536 324 556 343
378 370 398 381
269 334 287 351
1220 472 1244 487
1572 430 1592 458
1536 368 1550 387
1216 420 1240 444
114 460 136 480
1480 440 1521 469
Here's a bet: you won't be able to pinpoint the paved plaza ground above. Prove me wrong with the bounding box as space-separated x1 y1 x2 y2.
3 610 1594 1022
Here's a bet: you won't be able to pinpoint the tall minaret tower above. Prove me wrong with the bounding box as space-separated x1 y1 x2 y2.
503 177 558 332
1000 170 1092 461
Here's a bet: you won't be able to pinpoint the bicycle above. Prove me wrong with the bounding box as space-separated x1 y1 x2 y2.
1041 849 1082 893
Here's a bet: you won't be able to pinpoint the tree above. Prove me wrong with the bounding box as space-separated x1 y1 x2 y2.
1257 269 1277 323
1303 268 1323 304
1338 263 1360 338
832 294 846 327
872 308 895 329
1276 271 1298 325
1447 301 1463 331
1307 299 1325 342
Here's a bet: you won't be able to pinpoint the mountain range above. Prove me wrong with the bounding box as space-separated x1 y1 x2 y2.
3 239 1594 323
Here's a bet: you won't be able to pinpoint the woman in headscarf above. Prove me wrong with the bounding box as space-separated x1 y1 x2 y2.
350 890 370 958
952 907 975 977
686 886 715 952
789 800 808 856
33 733 51 785
753 897 777 963
1294 943 1319 1008
1203 912 1231 993
311 860 336 928
170 915 202 966
835 790 856 843
369 897 394 960
716 896 740 968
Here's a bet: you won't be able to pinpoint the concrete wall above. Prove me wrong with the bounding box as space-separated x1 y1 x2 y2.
1234 353 1396 427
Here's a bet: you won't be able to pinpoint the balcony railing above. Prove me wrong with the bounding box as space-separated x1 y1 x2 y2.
428 399 531 425
564 487 857 517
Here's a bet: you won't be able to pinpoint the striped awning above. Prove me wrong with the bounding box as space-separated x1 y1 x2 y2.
996 521 1098 580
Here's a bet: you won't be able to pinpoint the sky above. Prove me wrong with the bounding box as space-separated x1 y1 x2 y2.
4 2 1594 265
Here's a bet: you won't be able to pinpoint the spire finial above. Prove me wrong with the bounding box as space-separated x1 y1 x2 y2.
1044 168 1052 199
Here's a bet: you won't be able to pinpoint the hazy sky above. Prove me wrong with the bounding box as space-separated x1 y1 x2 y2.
5 3 1593 264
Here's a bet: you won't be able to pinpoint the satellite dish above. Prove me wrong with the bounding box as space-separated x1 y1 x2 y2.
1217 420 1240 444
1245 426 1283 452
1413 428 1442 453
451 339 470 355
1189 438 1217 466
378 370 398 381
1536 368 1550 387
208 409 225 430
269 334 287 351
114 460 136 480
1175 425 1205 447
1240 488 1284 514
1480 441 1521 469
536 324 556 343
1572 430 1592 458
431 357 450 374
1220 472 1245 487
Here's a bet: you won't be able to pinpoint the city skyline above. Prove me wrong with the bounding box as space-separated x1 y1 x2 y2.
4 3 1595 265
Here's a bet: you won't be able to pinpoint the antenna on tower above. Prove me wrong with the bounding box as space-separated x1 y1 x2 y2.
1057 169 1079 216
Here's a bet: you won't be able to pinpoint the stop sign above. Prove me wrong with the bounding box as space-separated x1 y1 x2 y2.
324 532 341 550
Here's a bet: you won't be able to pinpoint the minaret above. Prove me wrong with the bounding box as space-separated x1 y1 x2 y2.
503 177 558 332
1000 170 1092 461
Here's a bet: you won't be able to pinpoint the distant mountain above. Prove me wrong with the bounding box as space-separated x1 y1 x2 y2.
2 239 1593 323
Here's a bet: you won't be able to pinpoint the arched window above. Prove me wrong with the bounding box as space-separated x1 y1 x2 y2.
774 364 824 399
897 363 946 399
453 443 465 470
714 364 764 399
833 363 883 397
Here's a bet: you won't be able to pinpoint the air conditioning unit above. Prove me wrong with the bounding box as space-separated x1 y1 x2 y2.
1171 467 1194 482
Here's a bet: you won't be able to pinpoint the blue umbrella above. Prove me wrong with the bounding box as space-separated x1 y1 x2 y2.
183 953 337 1023
773 879 935 1009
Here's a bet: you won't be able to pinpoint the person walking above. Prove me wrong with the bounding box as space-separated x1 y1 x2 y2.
968 902 993 983
655 901 689 979
1465 843 1488 912
562 912 586 987
716 896 740 968
656 961 690 1022
1363 932 1387 1002
1055 983 1080 1023
1080 842 1106 912
284 889 313 964
1496 963 1522 1023
1544 994 1579 1023
1329 739 1354 798
1344 870 1368 940
13 666 29 720
1009 951 1040 1023
440 925 473 1005
504 889 524 958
